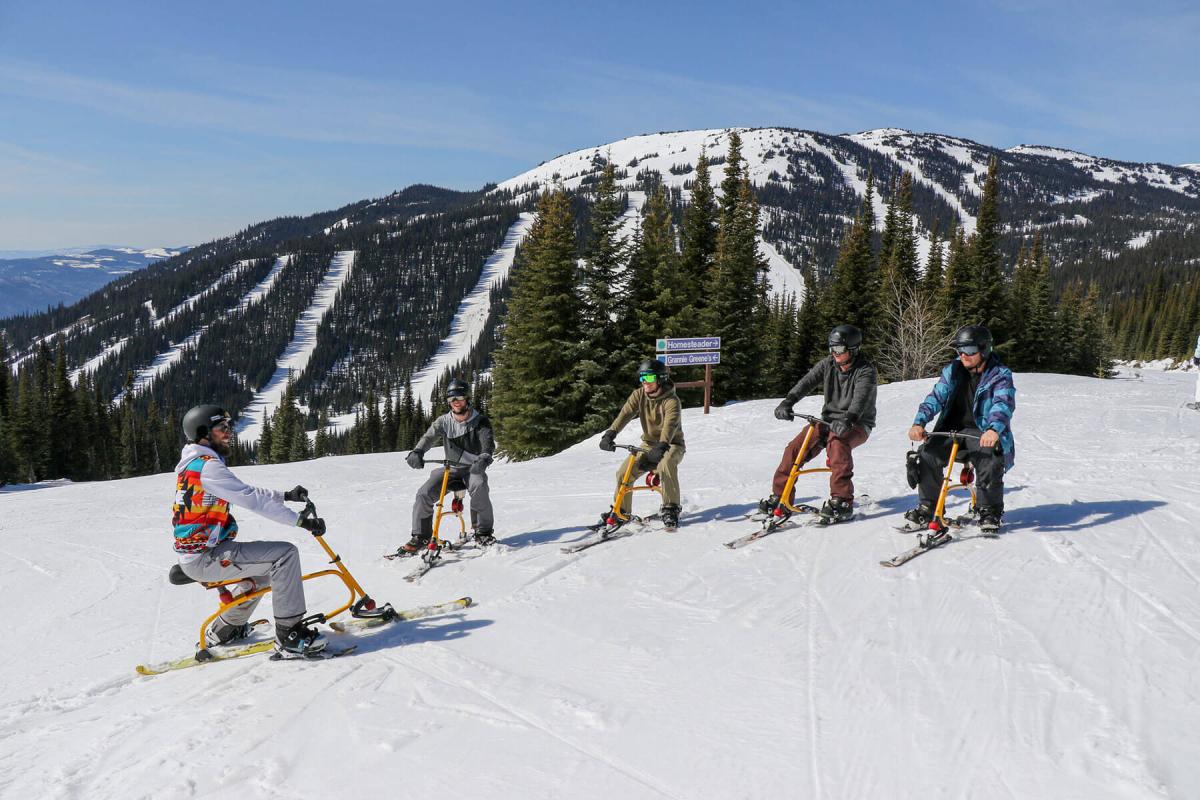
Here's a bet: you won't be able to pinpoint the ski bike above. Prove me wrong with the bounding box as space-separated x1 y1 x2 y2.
725 413 842 548
562 443 666 553
138 493 472 674
387 459 490 582
881 430 995 568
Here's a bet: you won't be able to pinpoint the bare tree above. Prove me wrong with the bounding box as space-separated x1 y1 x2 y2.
876 279 952 382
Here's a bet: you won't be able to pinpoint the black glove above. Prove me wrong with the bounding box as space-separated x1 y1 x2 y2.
641 442 670 469
1194 356 1200 366
283 485 308 502
406 450 424 469
470 454 493 475
297 516 326 536
774 401 794 421
830 420 851 438
599 430 617 452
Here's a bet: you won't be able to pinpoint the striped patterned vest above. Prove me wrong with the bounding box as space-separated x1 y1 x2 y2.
172 455 238 553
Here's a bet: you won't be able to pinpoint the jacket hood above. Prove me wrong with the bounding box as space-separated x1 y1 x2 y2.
175 442 223 473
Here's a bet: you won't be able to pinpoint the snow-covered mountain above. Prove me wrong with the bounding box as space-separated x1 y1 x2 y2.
5 127 1199 429
0 246 184 318
2 369 1198 798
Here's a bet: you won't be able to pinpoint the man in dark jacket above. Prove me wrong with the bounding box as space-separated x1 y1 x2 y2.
763 324 878 523
905 324 1015 532
400 378 496 552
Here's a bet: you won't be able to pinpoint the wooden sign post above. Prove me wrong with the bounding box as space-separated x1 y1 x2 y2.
655 337 721 414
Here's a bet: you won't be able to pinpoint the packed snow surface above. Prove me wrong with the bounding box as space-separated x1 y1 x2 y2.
2 371 1199 798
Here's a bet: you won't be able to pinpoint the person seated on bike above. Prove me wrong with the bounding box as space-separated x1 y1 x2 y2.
762 324 877 524
400 378 496 553
906 324 1016 532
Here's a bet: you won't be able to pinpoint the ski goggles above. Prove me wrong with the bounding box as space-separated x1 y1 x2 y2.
955 345 981 356
639 373 659 384
829 345 849 354
211 420 232 433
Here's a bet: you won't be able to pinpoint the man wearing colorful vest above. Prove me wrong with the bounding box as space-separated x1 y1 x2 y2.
173 404 327 657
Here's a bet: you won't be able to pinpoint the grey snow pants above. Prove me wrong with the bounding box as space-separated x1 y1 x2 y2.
412 467 493 536
179 539 307 628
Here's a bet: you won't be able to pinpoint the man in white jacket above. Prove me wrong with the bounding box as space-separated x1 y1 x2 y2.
172 404 327 657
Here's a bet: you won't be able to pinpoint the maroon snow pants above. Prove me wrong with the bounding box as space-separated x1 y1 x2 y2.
771 423 870 503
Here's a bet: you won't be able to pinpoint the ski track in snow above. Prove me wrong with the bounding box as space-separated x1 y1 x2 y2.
401 214 534 410
123 257 291 397
236 251 355 444
1 371 1198 798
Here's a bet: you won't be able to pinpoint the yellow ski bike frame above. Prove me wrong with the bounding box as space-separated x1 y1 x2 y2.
767 412 833 523
918 430 979 541
598 443 664 529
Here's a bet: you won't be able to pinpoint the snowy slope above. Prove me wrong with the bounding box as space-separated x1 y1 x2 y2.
1008 145 1200 197
2 371 1198 798
236 251 355 443
406 214 534 407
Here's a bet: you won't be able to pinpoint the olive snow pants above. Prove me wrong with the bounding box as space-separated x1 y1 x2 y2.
412 467 493 536
179 539 307 628
614 443 684 514
772 423 870 503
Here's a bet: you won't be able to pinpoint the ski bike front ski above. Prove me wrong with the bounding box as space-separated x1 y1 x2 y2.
330 596 473 632
724 505 819 549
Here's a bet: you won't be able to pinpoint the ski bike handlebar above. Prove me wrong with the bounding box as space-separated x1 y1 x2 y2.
793 413 826 427
614 443 649 454
923 431 981 441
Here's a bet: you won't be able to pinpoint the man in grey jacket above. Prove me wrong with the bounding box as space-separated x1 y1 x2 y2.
761 324 878 524
400 378 496 553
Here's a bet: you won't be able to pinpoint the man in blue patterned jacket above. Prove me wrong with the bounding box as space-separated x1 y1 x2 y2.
904 324 1016 532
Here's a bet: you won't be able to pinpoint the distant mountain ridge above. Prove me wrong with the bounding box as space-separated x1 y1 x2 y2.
0 246 185 318
4 127 1198 428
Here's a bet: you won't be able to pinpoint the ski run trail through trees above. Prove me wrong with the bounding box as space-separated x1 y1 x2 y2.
1 369 1198 798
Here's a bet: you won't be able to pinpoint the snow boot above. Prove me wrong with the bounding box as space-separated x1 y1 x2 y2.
274 618 327 658
818 496 854 525
757 494 780 515
204 616 253 648
904 504 933 527
660 504 681 530
978 506 1003 534
398 533 431 555
473 529 496 546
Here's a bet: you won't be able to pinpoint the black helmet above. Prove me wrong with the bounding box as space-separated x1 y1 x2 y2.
183 404 231 443
445 378 469 399
828 324 863 353
636 358 669 381
952 324 993 357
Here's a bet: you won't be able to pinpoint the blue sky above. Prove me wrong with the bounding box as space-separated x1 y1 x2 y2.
2 0 1196 250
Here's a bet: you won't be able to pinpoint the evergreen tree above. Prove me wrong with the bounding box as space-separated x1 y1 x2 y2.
576 162 630 433
314 410 331 458
702 132 769 402
119 371 137 478
678 147 718 318
364 390 382 453
825 176 881 344
880 172 919 296
491 189 587 459
963 157 1008 339
940 224 972 331
259 416 274 464
48 341 76 478
381 389 397 453
922 220 945 297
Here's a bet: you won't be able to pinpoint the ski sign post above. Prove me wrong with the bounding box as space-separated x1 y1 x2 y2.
656 337 721 414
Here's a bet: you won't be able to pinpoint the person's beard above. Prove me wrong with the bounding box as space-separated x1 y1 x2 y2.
210 438 232 457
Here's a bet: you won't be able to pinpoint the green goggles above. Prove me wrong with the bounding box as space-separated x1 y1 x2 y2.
639 373 659 384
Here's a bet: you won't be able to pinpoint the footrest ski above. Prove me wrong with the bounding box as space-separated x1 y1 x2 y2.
270 644 358 661
329 597 474 632
880 531 954 568
562 527 637 553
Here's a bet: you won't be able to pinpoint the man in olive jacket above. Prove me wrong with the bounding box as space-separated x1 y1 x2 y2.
599 358 685 529
765 324 878 524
